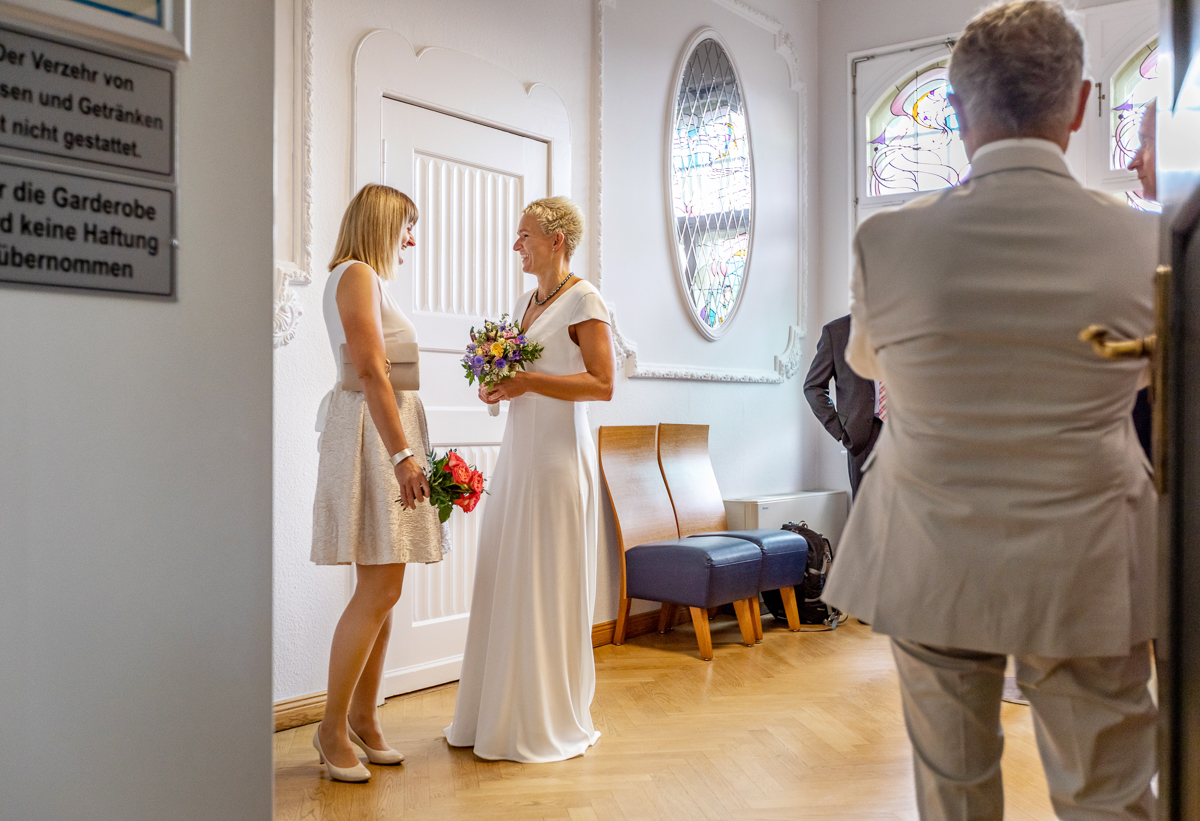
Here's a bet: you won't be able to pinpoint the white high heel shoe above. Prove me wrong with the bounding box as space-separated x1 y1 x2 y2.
348 725 405 765
313 728 371 782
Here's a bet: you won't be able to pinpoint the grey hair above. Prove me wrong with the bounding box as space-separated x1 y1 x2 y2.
523 196 584 259
949 0 1086 134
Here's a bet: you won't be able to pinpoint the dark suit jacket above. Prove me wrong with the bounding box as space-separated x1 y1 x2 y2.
804 315 878 457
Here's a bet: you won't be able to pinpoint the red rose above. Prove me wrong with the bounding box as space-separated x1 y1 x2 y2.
443 451 471 485
468 471 484 494
455 491 481 513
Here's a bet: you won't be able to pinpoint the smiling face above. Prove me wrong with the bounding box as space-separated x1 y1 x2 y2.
513 213 560 275
396 221 416 266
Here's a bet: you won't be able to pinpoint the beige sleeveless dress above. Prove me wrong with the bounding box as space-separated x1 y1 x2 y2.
310 260 451 565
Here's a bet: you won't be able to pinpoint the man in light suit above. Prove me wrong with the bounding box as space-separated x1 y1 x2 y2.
822 3 1159 819
804 314 881 497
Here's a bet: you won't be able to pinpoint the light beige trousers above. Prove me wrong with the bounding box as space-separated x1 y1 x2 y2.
890 638 1156 821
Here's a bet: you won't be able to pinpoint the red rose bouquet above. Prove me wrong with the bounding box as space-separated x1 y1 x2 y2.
425 449 486 522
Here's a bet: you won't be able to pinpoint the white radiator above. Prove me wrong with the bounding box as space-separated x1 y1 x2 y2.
723 491 851 548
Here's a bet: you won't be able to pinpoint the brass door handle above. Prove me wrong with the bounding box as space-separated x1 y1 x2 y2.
1080 265 1171 494
1078 325 1155 358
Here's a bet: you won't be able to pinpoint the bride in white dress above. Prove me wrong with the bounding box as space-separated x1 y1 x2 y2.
445 197 614 762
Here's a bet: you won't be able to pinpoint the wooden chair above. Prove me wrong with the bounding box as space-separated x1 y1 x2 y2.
657 423 807 634
598 425 762 660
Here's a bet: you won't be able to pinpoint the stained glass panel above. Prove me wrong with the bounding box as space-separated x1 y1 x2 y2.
670 38 753 337
1111 40 1158 172
866 60 970 197
1124 191 1163 213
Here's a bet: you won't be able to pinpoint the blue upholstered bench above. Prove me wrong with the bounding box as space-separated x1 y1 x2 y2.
692 529 809 631
625 536 763 612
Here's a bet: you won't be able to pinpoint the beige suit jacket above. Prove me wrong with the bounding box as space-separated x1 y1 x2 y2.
822 145 1159 657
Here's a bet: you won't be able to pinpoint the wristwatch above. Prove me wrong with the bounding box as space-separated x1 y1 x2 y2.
390 448 414 467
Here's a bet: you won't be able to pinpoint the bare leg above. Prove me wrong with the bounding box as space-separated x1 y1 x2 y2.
348 609 394 750
318 563 406 768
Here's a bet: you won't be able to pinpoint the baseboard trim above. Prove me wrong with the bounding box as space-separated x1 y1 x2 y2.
273 691 326 733
275 608 678 732
591 605 688 647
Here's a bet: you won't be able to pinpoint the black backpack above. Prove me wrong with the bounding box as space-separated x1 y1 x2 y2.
760 521 841 628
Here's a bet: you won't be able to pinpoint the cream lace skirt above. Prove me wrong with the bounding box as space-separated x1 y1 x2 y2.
311 389 451 565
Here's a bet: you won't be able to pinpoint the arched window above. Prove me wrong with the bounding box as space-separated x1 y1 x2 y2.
865 59 970 198
1110 39 1160 212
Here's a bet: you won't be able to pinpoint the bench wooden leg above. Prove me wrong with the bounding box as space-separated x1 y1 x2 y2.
732 598 758 646
750 596 763 642
689 606 714 660
780 586 802 632
657 602 677 633
614 596 632 644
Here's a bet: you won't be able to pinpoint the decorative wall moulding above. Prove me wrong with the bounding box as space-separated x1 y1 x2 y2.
609 306 784 384
273 266 305 349
0 0 190 60
710 0 804 91
273 0 315 349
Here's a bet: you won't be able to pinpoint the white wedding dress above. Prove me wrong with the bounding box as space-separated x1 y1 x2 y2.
444 280 609 762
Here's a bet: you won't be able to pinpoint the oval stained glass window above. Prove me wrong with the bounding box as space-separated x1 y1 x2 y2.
669 35 753 339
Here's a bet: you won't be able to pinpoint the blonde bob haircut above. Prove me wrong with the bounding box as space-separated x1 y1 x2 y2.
523 196 584 260
329 183 419 281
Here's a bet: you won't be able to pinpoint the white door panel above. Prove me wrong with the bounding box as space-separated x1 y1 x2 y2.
382 100 547 348
375 98 546 698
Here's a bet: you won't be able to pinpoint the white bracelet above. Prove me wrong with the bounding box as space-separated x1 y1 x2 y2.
390 448 414 467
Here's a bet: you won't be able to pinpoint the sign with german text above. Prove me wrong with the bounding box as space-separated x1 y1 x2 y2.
0 161 174 295
0 26 173 176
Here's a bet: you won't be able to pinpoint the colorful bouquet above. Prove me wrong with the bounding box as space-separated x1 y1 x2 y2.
423 450 485 522
461 314 544 388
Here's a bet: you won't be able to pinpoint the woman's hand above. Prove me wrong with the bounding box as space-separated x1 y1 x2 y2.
395 457 431 510
484 373 529 404
478 383 500 405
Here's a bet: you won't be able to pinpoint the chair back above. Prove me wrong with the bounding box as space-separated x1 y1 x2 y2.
598 426 682 552
657 423 728 536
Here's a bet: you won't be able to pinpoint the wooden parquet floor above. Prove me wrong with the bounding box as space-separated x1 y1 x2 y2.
274 618 1057 820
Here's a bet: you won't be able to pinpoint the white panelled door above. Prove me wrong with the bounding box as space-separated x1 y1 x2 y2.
376 99 547 698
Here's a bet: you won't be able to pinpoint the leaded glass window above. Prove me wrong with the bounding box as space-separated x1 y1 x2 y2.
670 37 753 339
1111 39 1161 213
866 60 970 197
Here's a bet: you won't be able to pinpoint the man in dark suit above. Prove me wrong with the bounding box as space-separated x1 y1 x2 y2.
803 314 881 497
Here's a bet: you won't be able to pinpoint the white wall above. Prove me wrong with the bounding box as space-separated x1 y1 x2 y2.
273 0 818 703
812 0 1140 491
0 1 275 818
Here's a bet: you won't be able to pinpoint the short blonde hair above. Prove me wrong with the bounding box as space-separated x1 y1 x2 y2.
329 184 418 280
949 0 1085 135
523 196 584 259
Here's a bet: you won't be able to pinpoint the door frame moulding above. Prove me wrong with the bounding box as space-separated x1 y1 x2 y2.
352 29 571 214
596 0 808 383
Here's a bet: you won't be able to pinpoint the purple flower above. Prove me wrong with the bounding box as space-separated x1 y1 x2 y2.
472 355 485 367
494 358 507 369
511 350 522 361
517 335 526 344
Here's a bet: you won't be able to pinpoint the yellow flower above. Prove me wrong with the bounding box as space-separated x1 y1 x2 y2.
490 342 505 357
475 347 484 356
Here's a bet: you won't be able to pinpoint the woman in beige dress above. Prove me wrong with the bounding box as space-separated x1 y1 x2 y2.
310 184 451 782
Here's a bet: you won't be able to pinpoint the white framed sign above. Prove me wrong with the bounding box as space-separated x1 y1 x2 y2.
0 0 188 61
